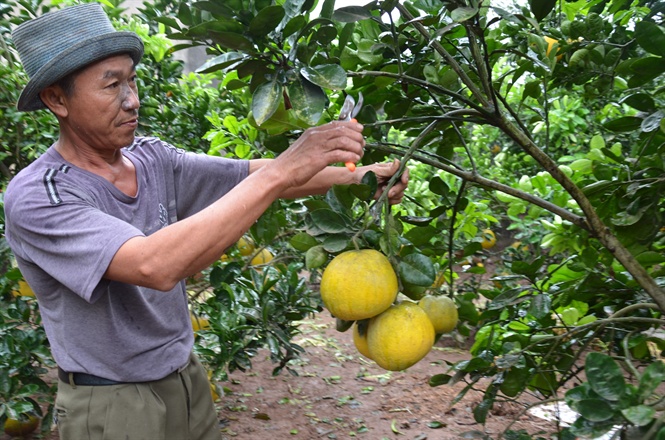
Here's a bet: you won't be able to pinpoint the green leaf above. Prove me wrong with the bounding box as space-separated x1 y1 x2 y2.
635 21 665 57
319 0 335 19
627 57 665 87
429 374 452 387
428 176 449 196
603 116 642 132
249 5 285 37
427 421 446 429
528 0 556 21
299 64 348 91
585 352 625 401
569 417 616 438
473 397 493 424
637 360 665 401
289 232 319 252
252 77 283 126
398 253 436 286
359 171 378 201
621 405 655 427
177 2 193 26
500 368 528 397
576 399 615 422
196 52 246 73
322 234 350 253
349 183 372 202
635 251 665 267
287 76 326 126
305 245 327 269
331 6 372 22
620 93 656 112
283 15 306 38
209 31 254 51
528 294 551 319
309 209 350 233
451 6 477 23
192 1 235 17
641 111 664 133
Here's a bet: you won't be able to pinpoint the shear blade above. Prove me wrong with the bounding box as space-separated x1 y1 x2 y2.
338 95 356 121
351 92 363 119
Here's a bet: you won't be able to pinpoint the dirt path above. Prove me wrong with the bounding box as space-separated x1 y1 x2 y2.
216 313 555 439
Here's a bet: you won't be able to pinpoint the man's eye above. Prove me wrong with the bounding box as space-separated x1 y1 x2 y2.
107 82 119 89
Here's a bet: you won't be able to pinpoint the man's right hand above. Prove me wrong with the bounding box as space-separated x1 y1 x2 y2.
269 120 365 188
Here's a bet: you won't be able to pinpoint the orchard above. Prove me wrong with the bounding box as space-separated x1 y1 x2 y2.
1 0 664 438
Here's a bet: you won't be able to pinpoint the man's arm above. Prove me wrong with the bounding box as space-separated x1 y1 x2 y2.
104 121 366 291
250 158 410 203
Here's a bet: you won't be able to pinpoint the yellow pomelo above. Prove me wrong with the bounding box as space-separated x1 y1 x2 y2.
367 301 435 371
210 382 220 401
320 249 398 321
544 36 563 61
480 229 497 249
237 236 255 256
418 295 459 334
352 322 372 360
250 248 274 266
12 280 35 298
4 414 40 437
190 312 210 332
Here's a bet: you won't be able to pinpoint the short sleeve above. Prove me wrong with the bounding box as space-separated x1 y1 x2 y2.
5 177 143 302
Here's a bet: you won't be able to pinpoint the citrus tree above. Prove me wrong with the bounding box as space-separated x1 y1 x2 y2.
151 0 665 437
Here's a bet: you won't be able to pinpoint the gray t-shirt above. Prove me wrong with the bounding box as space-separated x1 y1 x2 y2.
4 136 249 382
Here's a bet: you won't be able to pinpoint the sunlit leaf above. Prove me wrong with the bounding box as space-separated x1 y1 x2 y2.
300 64 348 91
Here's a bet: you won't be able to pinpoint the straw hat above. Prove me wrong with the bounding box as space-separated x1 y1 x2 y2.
11 3 144 111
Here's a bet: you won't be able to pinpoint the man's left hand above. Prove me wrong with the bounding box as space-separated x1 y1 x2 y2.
357 159 409 205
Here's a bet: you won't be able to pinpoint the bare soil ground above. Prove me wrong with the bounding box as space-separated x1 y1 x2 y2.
214 313 557 440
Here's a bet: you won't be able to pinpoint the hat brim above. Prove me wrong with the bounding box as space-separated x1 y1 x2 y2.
17 32 144 111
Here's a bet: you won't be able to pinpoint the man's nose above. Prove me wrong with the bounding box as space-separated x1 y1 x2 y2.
121 84 140 111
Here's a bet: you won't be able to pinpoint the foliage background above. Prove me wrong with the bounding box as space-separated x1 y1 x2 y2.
1 0 664 438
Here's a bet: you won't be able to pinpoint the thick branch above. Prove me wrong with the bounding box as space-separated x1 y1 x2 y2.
496 117 665 312
370 142 589 230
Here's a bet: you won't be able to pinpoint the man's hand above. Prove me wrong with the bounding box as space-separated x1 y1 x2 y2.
270 120 365 189
358 159 410 205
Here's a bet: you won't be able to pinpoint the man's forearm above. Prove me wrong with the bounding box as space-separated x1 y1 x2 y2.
105 164 289 290
250 159 359 199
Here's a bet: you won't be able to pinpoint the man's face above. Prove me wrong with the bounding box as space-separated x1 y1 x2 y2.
62 54 140 151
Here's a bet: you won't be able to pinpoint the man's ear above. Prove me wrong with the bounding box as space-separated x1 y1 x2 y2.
39 85 69 118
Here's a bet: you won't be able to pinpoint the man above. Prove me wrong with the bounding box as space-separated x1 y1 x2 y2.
5 3 408 440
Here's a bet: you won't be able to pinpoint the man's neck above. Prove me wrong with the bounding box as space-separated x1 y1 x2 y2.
55 138 138 197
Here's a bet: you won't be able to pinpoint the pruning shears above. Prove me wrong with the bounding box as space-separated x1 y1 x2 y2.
338 92 363 172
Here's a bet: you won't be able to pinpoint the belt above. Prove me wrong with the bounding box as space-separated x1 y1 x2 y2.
57 367 124 386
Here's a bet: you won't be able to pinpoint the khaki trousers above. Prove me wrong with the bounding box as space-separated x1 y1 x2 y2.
55 353 220 440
